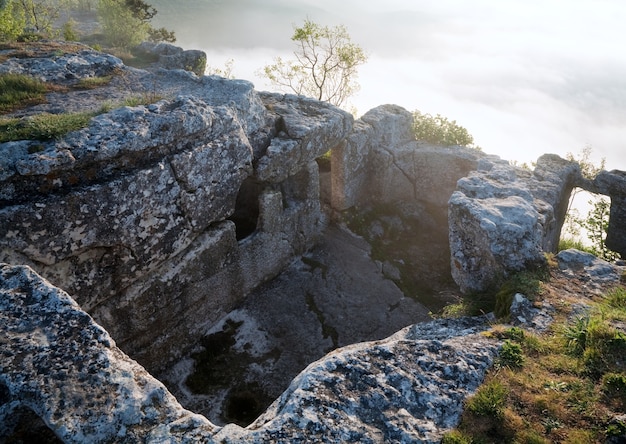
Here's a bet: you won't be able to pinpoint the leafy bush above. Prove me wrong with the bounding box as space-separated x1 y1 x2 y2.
498 340 525 369
0 0 26 41
62 19 79 42
98 0 150 48
602 373 626 406
412 110 475 147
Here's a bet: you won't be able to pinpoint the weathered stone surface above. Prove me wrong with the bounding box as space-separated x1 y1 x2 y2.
161 225 431 426
0 101 252 308
0 263 215 443
449 154 581 293
509 293 554 333
0 46 123 81
0 262 499 444
7 42 626 444
332 104 483 210
0 47 349 373
214 316 498 444
331 105 415 210
588 170 626 257
135 42 207 76
529 154 582 251
255 93 353 183
556 249 622 286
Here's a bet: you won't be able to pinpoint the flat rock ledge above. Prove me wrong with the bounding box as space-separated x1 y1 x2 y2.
0 263 499 443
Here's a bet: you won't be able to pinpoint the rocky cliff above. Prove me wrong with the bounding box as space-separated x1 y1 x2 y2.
1 42 626 442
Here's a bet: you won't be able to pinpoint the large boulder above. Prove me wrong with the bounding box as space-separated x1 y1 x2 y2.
449 154 581 293
0 263 215 443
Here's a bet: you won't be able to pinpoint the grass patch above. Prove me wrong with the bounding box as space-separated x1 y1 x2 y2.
0 93 164 143
559 236 590 252
0 112 94 142
0 73 48 113
452 283 626 443
76 75 114 89
467 380 508 418
494 267 548 319
443 266 550 319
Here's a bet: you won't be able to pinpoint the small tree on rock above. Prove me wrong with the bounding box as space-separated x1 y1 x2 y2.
262 19 367 108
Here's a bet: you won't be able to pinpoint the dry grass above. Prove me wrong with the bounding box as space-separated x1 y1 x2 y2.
445 269 626 444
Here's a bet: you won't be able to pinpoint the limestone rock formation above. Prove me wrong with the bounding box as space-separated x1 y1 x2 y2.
331 104 483 210
135 42 207 76
160 225 432 426
588 169 626 257
0 45 123 82
0 263 215 443
4 41 626 444
216 316 499 444
0 263 497 444
449 154 582 293
0 45 353 373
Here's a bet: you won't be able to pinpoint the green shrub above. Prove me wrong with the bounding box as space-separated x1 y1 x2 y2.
498 340 525 369
502 326 525 342
62 19 78 42
0 0 26 41
602 373 626 404
467 380 508 418
412 110 475 147
98 0 149 48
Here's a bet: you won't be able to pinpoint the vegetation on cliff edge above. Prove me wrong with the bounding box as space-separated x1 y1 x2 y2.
444 277 626 443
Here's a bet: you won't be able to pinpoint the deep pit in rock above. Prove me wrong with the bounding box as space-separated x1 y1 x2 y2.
158 204 460 427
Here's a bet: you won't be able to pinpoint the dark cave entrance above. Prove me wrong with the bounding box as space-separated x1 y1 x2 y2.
229 178 263 241
316 150 332 205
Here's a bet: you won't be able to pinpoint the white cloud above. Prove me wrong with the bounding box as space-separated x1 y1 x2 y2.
155 0 626 170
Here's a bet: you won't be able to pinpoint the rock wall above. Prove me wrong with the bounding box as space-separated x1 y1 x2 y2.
448 154 626 294
583 169 626 257
331 104 483 211
0 48 352 372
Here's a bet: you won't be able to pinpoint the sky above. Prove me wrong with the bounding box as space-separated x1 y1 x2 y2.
150 0 626 171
